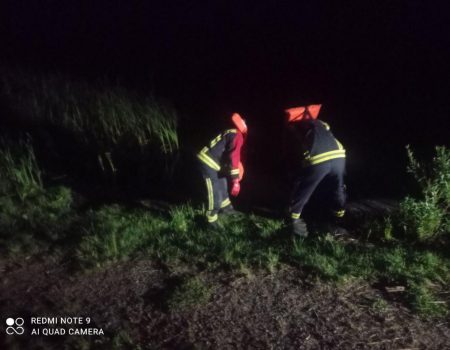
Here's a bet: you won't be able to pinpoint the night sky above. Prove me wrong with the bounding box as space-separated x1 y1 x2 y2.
2 0 450 196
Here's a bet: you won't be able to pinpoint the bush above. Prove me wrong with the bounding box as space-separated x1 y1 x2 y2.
397 146 450 241
399 197 444 240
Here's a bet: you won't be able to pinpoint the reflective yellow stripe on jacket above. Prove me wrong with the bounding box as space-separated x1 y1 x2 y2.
303 149 346 167
197 147 221 171
197 129 237 171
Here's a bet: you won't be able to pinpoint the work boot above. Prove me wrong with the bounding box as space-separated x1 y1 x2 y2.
207 220 220 229
325 216 349 236
220 205 240 216
291 218 309 237
331 222 349 236
205 211 219 228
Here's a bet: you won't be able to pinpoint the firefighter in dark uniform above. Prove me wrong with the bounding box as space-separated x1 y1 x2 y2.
285 104 346 237
197 113 247 224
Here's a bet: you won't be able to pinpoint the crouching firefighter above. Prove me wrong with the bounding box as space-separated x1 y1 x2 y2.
284 104 346 237
197 113 247 225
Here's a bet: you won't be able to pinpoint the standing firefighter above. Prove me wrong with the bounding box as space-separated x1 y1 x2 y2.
285 104 346 237
197 113 247 225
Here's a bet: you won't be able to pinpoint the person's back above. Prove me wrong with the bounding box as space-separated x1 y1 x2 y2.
296 119 345 166
197 113 247 225
198 129 244 173
284 105 347 236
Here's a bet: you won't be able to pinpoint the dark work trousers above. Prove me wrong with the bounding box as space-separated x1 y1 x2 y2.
198 161 231 222
290 158 346 219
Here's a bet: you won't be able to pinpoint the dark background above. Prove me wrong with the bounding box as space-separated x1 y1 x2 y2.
1 0 450 201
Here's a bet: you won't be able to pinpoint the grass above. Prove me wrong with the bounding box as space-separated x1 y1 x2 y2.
166 276 212 312
0 184 74 256
75 204 286 271
293 235 449 316
0 139 74 256
371 297 389 312
72 203 450 317
1 105 449 317
76 205 167 268
0 67 179 187
1 68 178 153
2 180 448 317
0 137 43 201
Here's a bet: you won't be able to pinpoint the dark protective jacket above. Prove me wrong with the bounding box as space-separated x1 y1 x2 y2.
197 129 244 179
287 119 345 168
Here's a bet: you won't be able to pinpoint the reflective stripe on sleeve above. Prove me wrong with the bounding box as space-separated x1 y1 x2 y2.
209 134 222 148
198 152 221 171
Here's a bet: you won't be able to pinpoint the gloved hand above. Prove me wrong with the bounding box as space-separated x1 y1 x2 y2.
231 179 240 197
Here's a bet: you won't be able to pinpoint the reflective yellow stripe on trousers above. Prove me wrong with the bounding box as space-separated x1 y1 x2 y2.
205 178 214 211
221 198 231 208
291 213 301 219
207 213 218 222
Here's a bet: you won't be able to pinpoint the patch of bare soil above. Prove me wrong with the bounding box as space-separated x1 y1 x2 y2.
1 257 449 349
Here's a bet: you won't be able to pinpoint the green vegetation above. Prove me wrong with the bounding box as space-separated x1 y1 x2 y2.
292 235 449 316
76 205 167 268
0 140 73 255
371 297 388 312
1 91 449 317
76 205 285 272
0 138 43 201
109 330 140 350
26 195 449 317
396 146 450 241
0 67 179 185
167 276 212 312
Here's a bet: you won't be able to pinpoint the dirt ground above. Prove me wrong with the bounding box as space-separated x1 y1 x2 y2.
1 256 449 350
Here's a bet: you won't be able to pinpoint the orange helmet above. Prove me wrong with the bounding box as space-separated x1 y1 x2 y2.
285 104 322 122
231 113 248 134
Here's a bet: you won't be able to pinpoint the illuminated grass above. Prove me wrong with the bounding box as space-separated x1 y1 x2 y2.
73 203 450 317
0 138 43 201
0 68 179 181
1 76 449 317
